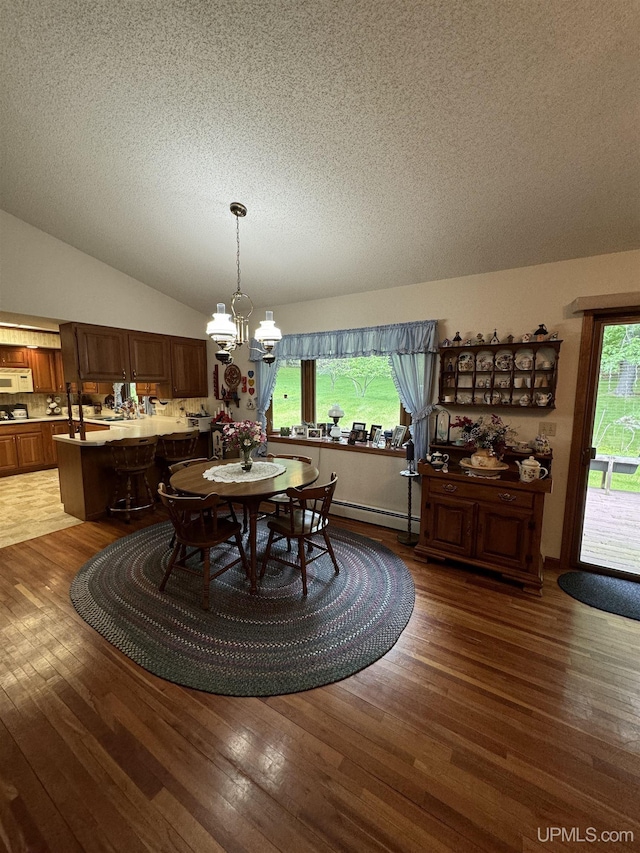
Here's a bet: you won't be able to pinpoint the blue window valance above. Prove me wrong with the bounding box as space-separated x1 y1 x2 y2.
249 319 439 460
250 320 437 362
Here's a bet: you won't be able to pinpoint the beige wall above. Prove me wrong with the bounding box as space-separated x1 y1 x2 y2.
3 209 639 557
255 250 640 557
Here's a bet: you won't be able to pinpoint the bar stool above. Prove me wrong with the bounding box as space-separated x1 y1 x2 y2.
155 431 200 485
107 436 158 522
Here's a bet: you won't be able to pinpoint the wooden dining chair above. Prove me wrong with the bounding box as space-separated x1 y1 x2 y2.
263 453 313 517
155 431 200 485
157 483 249 610
260 473 339 595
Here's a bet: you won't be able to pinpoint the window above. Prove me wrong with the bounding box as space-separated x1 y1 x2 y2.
316 356 403 432
269 356 408 433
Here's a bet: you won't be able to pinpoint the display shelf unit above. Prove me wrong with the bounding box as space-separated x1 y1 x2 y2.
438 340 562 409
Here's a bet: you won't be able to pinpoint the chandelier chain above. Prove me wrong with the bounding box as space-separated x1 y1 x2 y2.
235 213 241 295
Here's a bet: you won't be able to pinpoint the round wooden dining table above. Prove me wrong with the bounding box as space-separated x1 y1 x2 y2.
169 458 319 593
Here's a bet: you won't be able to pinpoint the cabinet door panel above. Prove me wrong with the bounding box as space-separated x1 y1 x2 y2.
476 506 530 570
28 349 58 393
75 325 130 381
428 496 475 557
0 346 29 367
16 433 46 467
128 333 171 383
170 338 207 397
0 435 18 472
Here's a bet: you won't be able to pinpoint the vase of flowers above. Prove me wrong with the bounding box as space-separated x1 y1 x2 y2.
222 420 266 472
450 414 516 468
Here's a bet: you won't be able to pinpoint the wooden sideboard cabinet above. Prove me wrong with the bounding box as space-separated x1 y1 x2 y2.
415 462 552 594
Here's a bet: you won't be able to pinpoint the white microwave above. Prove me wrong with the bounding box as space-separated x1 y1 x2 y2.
0 368 34 393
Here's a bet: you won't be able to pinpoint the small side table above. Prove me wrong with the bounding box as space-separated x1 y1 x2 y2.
398 469 420 546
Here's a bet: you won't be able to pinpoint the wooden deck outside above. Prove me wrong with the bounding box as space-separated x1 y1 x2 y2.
581 486 640 575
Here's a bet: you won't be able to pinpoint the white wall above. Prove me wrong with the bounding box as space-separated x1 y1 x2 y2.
3 210 639 557
0 211 208 339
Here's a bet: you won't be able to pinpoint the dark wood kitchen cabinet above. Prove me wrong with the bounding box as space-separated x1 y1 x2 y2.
0 423 48 474
415 463 552 594
27 348 59 393
169 336 208 398
0 345 30 368
59 323 206 397
59 323 171 385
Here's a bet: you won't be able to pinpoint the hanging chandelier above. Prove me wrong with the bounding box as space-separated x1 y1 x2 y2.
206 202 282 364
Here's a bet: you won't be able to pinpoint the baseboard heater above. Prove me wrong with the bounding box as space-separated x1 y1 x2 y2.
331 498 418 529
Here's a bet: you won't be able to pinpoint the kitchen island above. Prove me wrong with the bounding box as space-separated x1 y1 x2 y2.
54 416 207 520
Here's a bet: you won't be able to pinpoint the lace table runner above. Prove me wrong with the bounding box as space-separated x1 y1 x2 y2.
202 461 286 484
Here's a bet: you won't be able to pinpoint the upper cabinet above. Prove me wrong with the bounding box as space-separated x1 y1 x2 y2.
59 322 207 398
27 348 60 393
169 336 208 398
438 340 562 410
0 345 30 368
59 323 171 384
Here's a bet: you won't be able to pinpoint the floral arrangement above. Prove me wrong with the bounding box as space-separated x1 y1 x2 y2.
222 420 266 453
450 414 516 456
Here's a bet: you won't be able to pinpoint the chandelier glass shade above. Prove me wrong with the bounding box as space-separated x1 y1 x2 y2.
206 202 282 363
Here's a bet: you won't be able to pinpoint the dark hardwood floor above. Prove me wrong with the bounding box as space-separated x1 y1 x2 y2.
1 511 639 852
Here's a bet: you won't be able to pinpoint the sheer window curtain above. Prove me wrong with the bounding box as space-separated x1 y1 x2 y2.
250 320 438 459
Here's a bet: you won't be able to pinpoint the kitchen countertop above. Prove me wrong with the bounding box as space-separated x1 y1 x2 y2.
0 414 199 445
0 415 68 425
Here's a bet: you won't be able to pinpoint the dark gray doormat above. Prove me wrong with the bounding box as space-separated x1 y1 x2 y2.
557 571 640 621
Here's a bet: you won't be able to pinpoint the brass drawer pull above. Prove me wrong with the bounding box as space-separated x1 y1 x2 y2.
443 483 457 492
498 492 517 502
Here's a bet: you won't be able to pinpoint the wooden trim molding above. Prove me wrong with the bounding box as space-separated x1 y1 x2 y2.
569 292 640 314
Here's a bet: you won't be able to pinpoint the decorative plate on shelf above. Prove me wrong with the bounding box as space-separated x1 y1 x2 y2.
514 349 534 370
460 458 509 478
476 350 494 371
495 352 513 371
457 352 475 372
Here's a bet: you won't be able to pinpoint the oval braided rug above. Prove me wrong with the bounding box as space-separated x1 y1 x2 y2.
70 520 415 696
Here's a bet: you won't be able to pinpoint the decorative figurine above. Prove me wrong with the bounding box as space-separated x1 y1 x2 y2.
453 331 462 346
534 323 548 341
490 329 500 344
548 331 559 341
521 332 532 343
475 333 485 345
505 334 514 344
463 338 473 346
441 338 452 347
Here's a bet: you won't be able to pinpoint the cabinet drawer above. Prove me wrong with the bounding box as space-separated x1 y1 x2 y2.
428 477 535 508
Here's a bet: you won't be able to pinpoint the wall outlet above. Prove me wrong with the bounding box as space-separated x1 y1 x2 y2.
540 421 557 436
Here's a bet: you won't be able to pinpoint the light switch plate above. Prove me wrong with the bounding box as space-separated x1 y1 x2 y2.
540 421 557 436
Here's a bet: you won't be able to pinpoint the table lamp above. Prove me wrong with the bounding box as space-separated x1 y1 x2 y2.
328 403 345 441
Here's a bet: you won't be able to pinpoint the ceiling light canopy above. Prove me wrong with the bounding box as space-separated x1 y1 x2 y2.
206 202 281 364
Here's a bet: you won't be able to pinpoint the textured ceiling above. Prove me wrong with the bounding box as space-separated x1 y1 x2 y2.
1 1 639 316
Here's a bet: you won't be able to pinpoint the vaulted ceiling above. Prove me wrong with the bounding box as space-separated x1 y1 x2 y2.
1 1 638 315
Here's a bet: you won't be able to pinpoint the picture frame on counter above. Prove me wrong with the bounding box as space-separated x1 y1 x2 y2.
369 424 382 441
391 425 407 448
307 427 322 439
